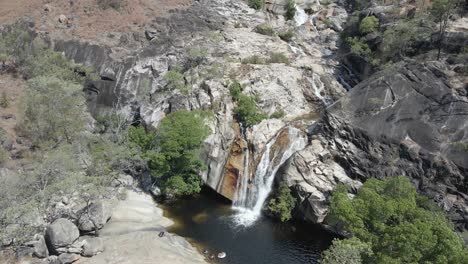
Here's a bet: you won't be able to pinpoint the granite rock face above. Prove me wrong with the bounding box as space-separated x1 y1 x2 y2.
45 219 80 252
286 62 468 231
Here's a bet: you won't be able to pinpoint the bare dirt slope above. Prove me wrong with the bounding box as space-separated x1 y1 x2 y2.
0 0 192 43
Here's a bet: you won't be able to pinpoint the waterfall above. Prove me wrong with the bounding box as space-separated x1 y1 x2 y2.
232 126 307 226
307 73 332 106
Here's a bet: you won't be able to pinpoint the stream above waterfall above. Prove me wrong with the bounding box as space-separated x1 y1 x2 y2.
162 188 334 264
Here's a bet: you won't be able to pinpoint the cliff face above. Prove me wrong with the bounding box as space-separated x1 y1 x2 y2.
16 0 466 230
285 62 468 231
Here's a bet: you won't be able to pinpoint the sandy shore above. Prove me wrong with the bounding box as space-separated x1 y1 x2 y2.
77 190 207 264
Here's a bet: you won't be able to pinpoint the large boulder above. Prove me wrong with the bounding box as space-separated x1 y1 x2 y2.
287 62 468 231
25 234 49 258
77 201 111 233
45 219 80 251
82 237 104 257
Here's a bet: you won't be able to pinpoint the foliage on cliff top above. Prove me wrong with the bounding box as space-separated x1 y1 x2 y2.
325 176 468 264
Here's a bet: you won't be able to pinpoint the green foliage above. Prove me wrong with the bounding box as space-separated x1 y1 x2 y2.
359 16 379 34
270 108 285 119
248 0 264 10
1 91 8 108
97 0 123 10
255 23 276 36
278 30 295 42
229 80 243 101
381 18 431 62
328 177 468 263
285 0 296 21
269 52 290 64
23 39 98 83
268 182 296 222
242 55 266 64
127 126 155 152
19 76 86 145
186 46 208 68
233 94 267 126
164 67 190 95
322 237 373 264
346 37 372 57
0 24 32 66
132 111 211 196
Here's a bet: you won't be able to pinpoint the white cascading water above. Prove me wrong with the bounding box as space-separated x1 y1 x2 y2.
307 72 332 106
232 126 307 226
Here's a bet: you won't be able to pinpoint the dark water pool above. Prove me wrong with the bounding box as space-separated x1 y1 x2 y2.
161 188 334 264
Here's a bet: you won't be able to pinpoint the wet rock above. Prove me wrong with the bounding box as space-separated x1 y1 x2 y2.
46 218 80 250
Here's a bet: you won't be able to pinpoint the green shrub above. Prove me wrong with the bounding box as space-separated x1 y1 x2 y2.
346 37 372 57
242 55 266 64
269 52 289 64
278 30 295 42
322 237 373 264
270 109 285 119
19 76 86 145
248 0 264 10
0 91 8 108
268 182 296 222
327 177 468 263
285 0 296 20
255 23 276 36
186 46 208 68
234 94 267 126
145 110 210 195
164 67 190 95
359 16 379 34
229 81 243 101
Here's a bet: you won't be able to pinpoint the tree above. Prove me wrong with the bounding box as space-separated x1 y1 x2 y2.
430 0 459 60
233 94 267 127
322 237 373 264
327 177 468 263
131 110 211 196
268 182 296 222
18 76 87 145
359 16 379 35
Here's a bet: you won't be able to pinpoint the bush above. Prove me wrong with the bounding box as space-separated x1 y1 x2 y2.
131 111 211 196
97 0 123 10
268 182 296 222
0 146 8 165
242 55 266 64
186 46 208 68
255 23 276 36
233 94 267 126
285 0 296 21
327 177 468 263
270 109 285 119
322 237 373 264
19 76 87 145
346 37 372 57
1 91 8 108
278 30 295 42
164 67 190 95
269 52 289 64
248 0 264 10
229 81 243 101
359 16 379 34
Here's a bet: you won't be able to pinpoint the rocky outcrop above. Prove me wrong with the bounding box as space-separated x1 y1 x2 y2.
286 62 468 231
45 219 80 252
77 202 111 233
